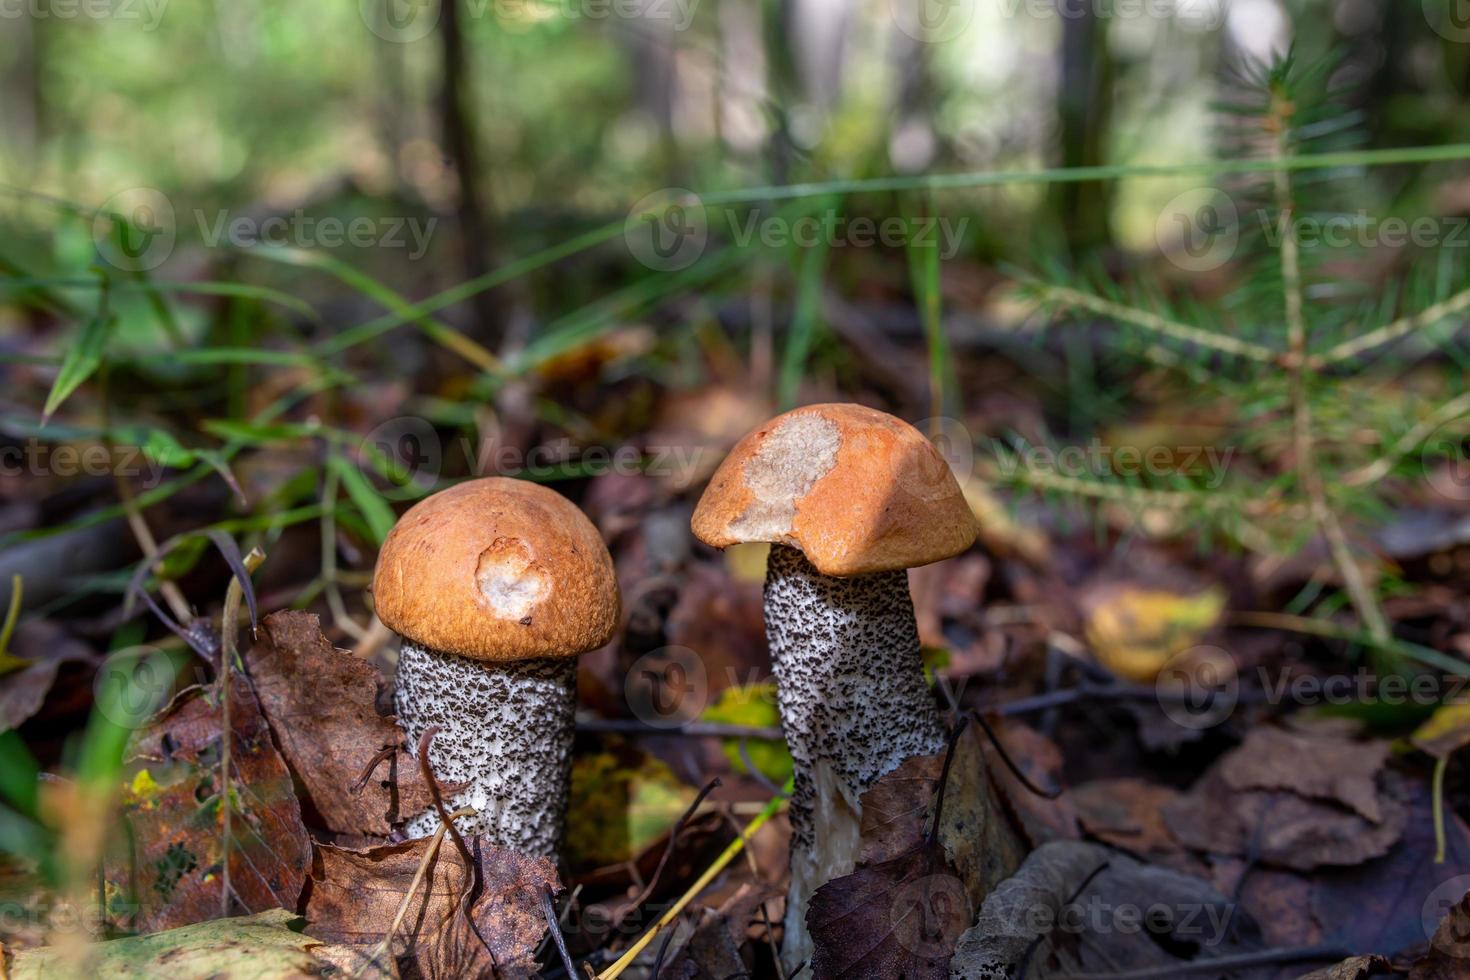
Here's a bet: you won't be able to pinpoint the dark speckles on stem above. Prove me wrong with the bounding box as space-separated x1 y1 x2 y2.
394 642 575 858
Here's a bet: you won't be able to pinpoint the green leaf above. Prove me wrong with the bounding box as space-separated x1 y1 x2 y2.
329 455 397 545
41 311 116 423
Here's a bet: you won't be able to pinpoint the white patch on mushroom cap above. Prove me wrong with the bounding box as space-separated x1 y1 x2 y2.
474 539 548 620
729 411 840 543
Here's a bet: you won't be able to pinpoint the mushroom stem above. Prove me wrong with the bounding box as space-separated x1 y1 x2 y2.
395 641 576 858
763 544 947 972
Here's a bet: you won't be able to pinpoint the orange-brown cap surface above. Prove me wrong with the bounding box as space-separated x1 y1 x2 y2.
373 478 619 661
691 403 977 576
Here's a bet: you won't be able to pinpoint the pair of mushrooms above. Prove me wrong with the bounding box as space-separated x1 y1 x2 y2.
372 403 975 971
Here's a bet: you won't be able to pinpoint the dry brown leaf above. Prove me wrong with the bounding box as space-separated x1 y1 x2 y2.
1219 727 1389 823
104 679 311 933
305 836 559 979
1293 955 1394 979
247 611 443 836
1163 768 1407 871
0 622 99 733
1072 778 1191 867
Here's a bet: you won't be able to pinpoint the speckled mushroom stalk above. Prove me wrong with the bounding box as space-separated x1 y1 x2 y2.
691 403 977 974
764 544 947 971
373 477 620 863
395 643 576 853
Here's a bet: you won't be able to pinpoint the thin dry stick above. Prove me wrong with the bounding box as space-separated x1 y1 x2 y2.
1270 118 1390 644
1318 283 1470 366
352 804 477 979
541 887 578 978
595 778 792 980
1036 285 1278 362
218 546 266 918
1343 389 1470 486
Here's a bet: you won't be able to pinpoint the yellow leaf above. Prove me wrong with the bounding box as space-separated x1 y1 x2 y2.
1412 702 1470 760
565 743 695 869
1083 583 1226 683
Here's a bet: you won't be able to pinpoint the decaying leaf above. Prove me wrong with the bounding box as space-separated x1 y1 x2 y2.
1080 579 1225 683
948 841 1263 979
0 622 99 733
304 835 560 979
1313 777 1470 961
660 883 774 980
1410 887 1470 979
6 909 319 980
977 718 1079 846
246 611 441 836
1291 955 1393 979
1072 778 1194 869
809 837 970 980
855 725 1027 908
103 679 311 933
1219 727 1389 823
809 727 1027 980
1162 728 1407 871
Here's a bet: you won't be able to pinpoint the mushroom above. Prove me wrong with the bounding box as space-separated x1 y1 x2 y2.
691 403 976 970
372 477 619 858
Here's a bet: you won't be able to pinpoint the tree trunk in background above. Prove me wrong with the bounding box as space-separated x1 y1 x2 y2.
2 12 45 168
439 0 504 343
1050 6 1114 256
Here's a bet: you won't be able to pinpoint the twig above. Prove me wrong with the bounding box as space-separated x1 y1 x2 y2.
649 920 680 980
1035 284 1277 362
217 546 266 919
1318 283 1470 366
1434 754 1450 864
576 719 784 741
595 778 793 980
350 746 400 794
0 574 22 660
969 712 1062 800
1270 114 1390 644
1050 944 1353 979
1342 389 1470 486
542 886 578 978
353 804 477 979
